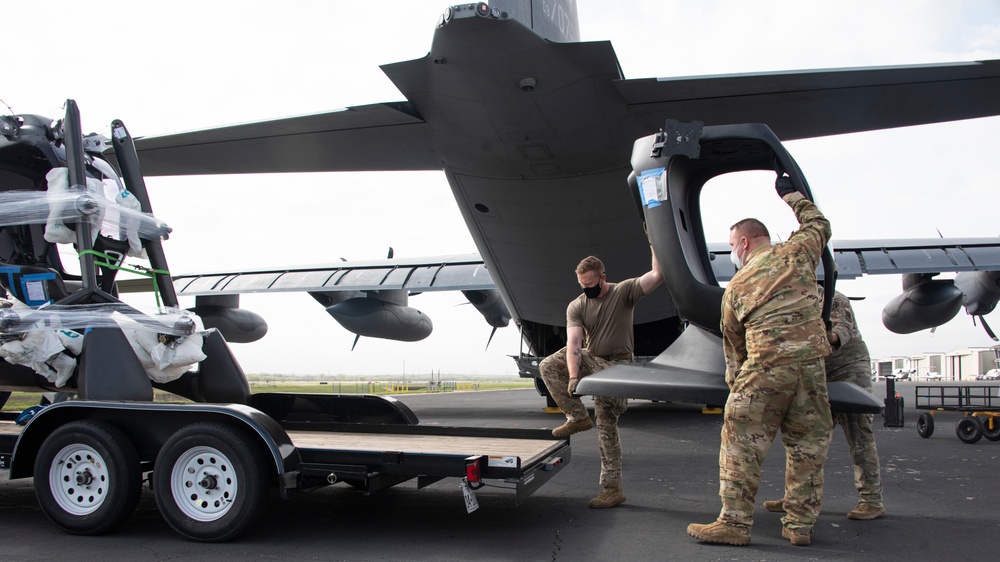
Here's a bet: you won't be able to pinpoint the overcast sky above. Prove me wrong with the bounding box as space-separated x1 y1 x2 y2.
5 1 1000 377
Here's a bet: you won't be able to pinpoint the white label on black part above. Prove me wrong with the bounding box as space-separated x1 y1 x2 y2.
460 479 480 513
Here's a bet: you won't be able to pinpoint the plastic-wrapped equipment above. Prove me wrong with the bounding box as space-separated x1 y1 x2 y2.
0 171 171 245
0 301 210 385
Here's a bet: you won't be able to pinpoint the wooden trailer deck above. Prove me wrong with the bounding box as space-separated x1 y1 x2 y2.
287 429 562 466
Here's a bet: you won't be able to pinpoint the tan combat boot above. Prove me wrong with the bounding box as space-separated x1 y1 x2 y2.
552 417 592 438
588 486 625 508
762 499 786 512
781 526 811 546
847 503 886 520
686 521 751 546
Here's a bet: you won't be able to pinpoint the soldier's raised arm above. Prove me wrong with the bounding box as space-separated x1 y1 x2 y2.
776 175 831 267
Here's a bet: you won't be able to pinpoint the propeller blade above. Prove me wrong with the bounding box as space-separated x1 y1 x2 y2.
485 326 498 351
981 316 999 342
351 333 361 351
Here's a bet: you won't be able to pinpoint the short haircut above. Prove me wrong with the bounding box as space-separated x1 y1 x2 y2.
576 255 605 276
730 218 769 240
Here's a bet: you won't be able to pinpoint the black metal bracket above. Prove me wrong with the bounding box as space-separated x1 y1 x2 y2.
0 115 20 138
650 119 704 158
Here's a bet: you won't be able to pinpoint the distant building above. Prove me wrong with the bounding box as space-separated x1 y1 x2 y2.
874 347 1000 381
909 352 946 380
943 347 999 380
872 356 908 379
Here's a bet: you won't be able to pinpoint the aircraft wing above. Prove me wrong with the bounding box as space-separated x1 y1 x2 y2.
616 60 1000 141
123 236 1000 297
708 237 1000 282
118 253 494 296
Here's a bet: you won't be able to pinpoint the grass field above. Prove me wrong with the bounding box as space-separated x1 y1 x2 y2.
1 379 534 413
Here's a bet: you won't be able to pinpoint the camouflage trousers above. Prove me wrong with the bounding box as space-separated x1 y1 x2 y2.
539 347 628 488
718 358 832 532
828 361 883 507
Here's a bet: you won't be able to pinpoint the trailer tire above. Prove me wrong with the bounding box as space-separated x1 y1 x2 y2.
956 417 983 444
34 420 141 535
154 422 269 542
981 416 1000 441
916 413 934 438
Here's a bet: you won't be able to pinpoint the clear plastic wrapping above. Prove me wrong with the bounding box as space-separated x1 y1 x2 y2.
0 300 209 385
0 302 200 337
0 168 172 254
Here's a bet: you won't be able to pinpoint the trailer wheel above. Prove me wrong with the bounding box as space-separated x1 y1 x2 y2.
154 422 269 542
956 417 983 444
34 420 141 535
916 413 935 438
981 415 1000 441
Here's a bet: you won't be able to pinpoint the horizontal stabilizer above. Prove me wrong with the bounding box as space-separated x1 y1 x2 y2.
576 361 728 406
827 381 885 414
617 59 1000 141
576 325 883 414
578 363 883 414
131 103 435 176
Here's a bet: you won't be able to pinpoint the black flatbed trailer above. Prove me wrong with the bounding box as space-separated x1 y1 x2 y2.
0 102 571 543
914 385 1000 444
0 393 570 542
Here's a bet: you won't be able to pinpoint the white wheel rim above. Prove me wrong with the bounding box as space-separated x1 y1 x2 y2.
169 445 238 522
48 443 110 516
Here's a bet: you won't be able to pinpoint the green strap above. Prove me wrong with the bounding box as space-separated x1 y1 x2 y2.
78 249 170 308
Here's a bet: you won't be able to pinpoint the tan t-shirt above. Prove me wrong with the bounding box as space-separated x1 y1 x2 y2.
566 277 645 358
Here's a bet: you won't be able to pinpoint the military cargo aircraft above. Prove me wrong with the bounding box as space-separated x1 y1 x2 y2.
3 2 1000 412
112 2 999 410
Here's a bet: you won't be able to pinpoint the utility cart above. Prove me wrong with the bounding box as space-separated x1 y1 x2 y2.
914 385 1000 444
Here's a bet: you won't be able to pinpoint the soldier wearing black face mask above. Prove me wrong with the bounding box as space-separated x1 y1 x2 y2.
538 249 662 509
582 283 603 299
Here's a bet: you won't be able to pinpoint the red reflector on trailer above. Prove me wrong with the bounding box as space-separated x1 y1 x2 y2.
465 456 483 483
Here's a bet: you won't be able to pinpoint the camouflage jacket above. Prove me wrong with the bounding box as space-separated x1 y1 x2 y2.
824 289 872 381
722 193 832 382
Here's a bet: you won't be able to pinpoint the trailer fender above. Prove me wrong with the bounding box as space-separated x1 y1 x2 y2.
10 402 300 492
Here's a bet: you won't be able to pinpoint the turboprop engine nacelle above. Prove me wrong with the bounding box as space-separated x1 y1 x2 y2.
462 289 511 328
190 295 268 343
325 297 433 341
882 276 963 334
954 270 1000 317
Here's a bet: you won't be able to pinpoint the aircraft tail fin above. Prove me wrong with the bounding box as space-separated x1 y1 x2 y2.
493 0 580 42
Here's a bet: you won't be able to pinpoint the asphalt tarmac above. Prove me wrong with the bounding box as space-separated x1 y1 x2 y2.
1 381 997 560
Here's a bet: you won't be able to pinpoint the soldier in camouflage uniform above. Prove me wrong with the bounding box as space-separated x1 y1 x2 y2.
764 289 886 520
539 251 662 509
688 175 833 547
